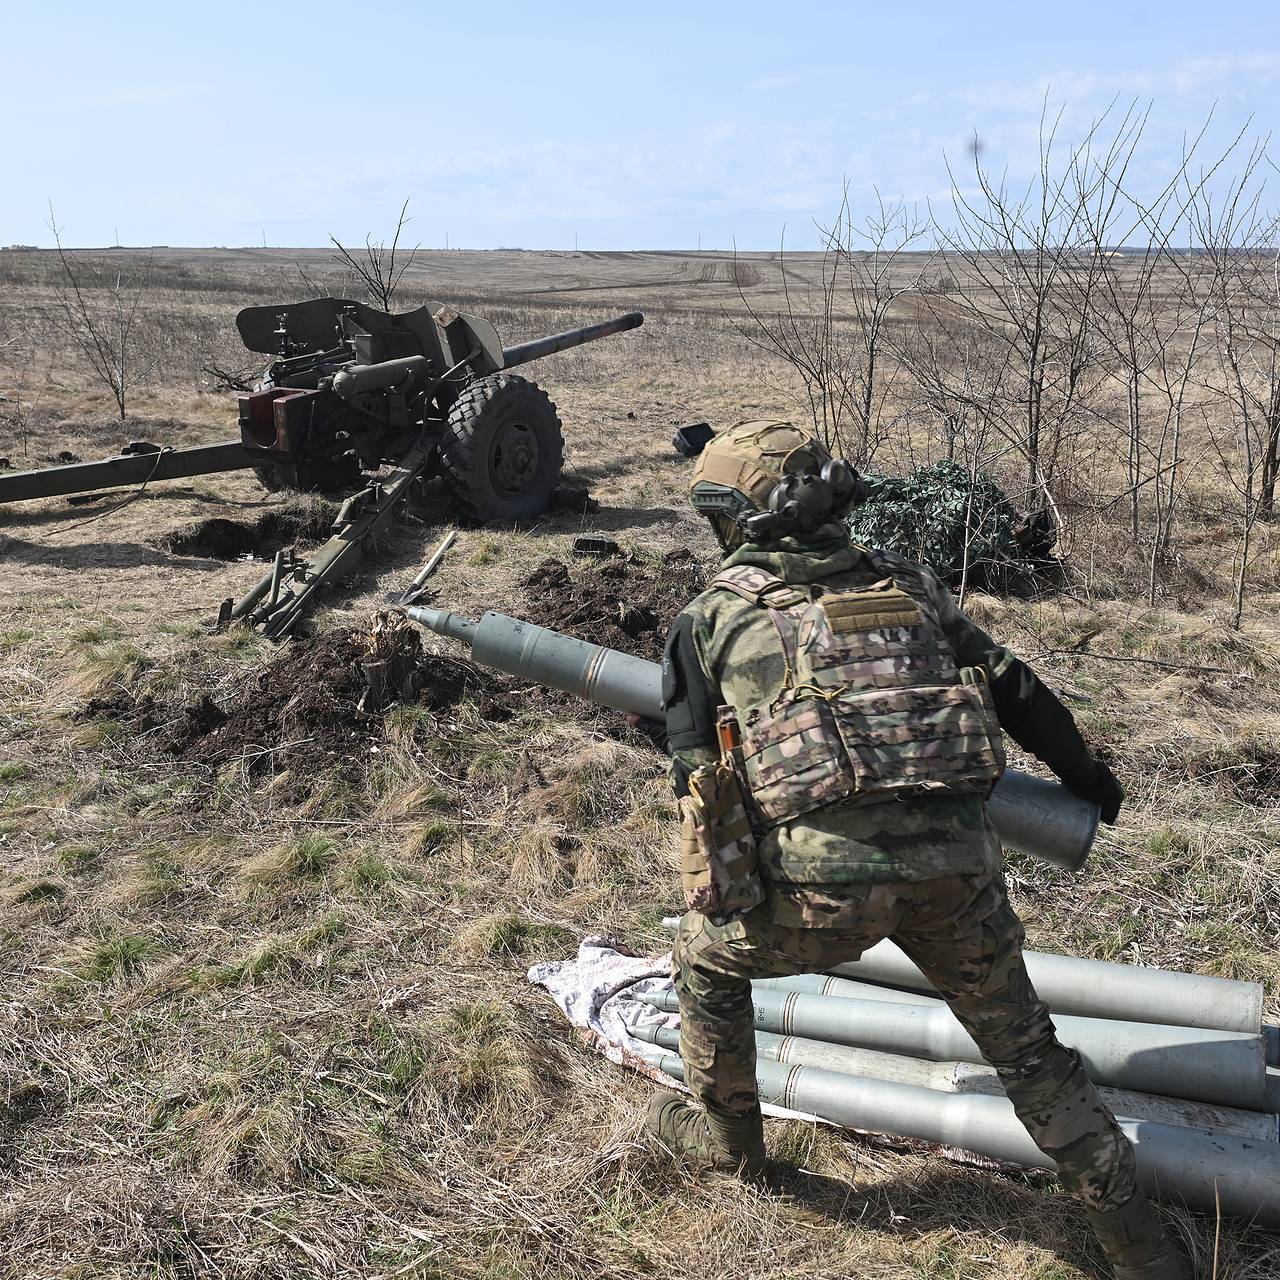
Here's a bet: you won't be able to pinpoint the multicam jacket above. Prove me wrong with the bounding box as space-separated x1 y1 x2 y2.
661 525 1098 926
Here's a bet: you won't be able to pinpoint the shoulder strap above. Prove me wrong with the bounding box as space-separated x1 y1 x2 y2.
712 565 807 690
711 564 807 609
848 542 889 576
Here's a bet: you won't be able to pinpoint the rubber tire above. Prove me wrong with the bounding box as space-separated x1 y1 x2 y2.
440 373 563 521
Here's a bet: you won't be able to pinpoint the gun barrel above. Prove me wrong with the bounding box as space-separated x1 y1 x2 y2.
405 606 1100 871
0 441 257 504
500 311 643 369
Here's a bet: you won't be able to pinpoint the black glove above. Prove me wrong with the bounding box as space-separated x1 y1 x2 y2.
625 713 671 754
1066 758 1124 825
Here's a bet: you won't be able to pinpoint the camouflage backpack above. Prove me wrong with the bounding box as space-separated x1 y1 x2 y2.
712 558 1005 826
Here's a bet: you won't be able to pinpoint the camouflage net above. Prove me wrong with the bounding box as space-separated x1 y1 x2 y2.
846 460 1041 587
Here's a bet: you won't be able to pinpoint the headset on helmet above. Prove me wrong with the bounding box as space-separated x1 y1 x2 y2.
683 420 866 546
740 458 868 540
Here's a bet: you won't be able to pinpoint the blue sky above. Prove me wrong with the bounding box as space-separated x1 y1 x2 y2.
4 1 1278 249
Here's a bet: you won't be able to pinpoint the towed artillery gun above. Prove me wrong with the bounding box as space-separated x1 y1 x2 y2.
0 298 643 637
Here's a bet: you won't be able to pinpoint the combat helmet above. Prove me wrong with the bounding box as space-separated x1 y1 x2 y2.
689 420 865 550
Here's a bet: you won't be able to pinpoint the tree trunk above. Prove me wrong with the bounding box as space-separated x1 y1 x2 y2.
1259 378 1280 521
1233 514 1253 630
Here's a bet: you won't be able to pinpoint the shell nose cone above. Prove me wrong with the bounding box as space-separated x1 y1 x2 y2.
405 606 478 645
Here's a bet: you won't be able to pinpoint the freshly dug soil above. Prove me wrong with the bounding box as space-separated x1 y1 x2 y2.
77 550 708 794
81 624 512 795
162 502 338 561
519 548 709 662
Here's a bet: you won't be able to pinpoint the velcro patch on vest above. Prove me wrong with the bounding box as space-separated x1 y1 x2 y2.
819 580 921 633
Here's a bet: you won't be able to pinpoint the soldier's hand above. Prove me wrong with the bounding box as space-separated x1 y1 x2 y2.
1067 758 1124 825
625 712 670 754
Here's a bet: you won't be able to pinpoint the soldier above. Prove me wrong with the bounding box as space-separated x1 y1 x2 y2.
647 421 1188 1280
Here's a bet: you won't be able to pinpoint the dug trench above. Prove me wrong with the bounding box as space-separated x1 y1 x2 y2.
76 548 711 804
156 482 599 565
160 500 340 561
518 546 708 662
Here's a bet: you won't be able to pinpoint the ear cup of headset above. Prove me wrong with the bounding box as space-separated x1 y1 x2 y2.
739 456 868 541
821 458 868 512
821 459 851 503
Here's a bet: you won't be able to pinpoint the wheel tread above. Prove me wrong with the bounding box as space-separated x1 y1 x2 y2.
440 372 563 520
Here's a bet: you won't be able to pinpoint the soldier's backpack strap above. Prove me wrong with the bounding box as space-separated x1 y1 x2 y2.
711 565 808 688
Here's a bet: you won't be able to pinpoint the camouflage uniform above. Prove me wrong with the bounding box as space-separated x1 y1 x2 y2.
661 529 1136 1212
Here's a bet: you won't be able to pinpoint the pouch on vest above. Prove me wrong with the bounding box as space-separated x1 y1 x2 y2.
677 759 764 922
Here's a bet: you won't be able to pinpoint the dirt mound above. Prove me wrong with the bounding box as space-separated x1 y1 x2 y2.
81 622 512 795
165 630 382 776
519 548 710 662
163 502 338 561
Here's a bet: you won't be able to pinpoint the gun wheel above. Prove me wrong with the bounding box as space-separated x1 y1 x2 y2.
441 373 563 521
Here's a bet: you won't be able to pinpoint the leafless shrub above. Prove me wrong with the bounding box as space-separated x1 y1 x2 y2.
0 314 44 459
329 198 419 312
1081 116 1244 604
200 361 258 393
731 189 932 463
48 206 155 420
920 102 1150 501
1190 156 1280 626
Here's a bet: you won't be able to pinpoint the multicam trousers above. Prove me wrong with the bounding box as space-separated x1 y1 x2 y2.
673 871 1139 1211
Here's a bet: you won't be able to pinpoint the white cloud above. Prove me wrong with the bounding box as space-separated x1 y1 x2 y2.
952 50 1280 117
748 66 850 92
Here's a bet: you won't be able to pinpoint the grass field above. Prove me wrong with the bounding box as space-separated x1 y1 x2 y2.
1 248 1278 1279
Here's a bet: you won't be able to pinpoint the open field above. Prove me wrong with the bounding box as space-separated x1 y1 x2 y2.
2 249 1279 1279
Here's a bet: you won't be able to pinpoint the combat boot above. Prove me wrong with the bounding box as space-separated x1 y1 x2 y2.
646 1090 767 1179
1085 1187 1191 1279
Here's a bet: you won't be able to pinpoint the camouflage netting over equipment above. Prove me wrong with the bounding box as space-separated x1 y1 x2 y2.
846 461 1053 588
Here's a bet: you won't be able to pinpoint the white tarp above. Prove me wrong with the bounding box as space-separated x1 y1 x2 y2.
528 935 821 1121
527 935 677 1079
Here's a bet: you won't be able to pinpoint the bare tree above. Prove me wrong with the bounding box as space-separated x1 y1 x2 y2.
1187 147 1275 626
1083 118 1240 603
895 301 1017 466
1255 254 1280 522
1230 238 1280 522
0 317 41 460
49 207 154 420
731 191 931 462
823 190 933 459
924 101 1151 499
329 198 419 312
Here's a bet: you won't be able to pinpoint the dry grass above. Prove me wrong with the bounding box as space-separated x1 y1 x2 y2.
1 250 1279 1278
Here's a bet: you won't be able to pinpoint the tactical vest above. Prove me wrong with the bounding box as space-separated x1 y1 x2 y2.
712 558 1005 827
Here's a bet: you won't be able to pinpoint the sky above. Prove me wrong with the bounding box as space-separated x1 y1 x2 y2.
3 0 1279 250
